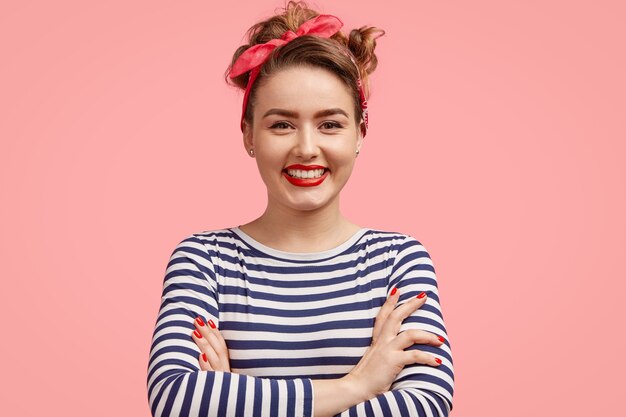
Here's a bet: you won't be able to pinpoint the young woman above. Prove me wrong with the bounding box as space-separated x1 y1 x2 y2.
146 2 454 416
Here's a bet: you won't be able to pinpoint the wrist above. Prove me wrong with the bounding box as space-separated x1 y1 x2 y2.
312 376 366 417
340 373 371 405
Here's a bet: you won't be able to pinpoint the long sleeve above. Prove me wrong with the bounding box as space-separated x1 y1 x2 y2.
337 236 455 416
146 235 314 417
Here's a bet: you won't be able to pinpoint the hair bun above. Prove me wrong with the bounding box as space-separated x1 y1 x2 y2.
348 26 385 79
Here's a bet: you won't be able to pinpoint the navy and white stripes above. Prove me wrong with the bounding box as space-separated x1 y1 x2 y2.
147 227 454 416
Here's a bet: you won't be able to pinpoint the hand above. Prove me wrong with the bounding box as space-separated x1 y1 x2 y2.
191 316 231 372
344 289 445 401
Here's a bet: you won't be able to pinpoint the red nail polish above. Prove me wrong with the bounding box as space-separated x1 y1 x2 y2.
196 317 205 327
417 292 426 299
208 319 216 329
390 287 397 296
202 352 208 362
438 336 445 343
193 329 202 338
435 358 442 364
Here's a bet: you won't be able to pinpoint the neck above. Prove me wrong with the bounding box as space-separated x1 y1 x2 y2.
241 193 359 252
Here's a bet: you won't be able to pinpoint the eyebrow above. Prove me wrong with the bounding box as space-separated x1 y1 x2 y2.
262 108 350 119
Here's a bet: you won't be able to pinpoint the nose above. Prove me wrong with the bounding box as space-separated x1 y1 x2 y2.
292 124 320 160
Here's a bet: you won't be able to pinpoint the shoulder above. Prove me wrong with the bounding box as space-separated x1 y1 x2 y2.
361 228 427 253
361 228 434 275
169 227 239 258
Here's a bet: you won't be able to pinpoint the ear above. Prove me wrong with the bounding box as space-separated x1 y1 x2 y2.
242 120 253 152
356 121 364 152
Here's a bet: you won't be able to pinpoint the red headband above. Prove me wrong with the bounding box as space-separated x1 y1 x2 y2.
228 14 369 137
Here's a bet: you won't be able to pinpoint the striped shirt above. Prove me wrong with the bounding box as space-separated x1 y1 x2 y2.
147 227 454 416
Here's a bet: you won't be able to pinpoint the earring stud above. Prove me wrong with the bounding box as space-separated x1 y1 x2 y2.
249 148 255 157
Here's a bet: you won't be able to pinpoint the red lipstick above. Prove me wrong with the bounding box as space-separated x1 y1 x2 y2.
284 164 326 170
283 164 329 187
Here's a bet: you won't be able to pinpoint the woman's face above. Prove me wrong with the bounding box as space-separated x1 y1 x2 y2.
244 65 363 213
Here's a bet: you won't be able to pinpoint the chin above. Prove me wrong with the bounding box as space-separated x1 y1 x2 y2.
288 201 328 212
285 195 336 212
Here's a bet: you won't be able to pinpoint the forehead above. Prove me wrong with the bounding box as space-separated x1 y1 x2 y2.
254 66 354 116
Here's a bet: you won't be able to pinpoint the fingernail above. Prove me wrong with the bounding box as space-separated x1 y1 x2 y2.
196 317 205 327
435 358 442 364
417 292 426 299
208 319 216 329
438 336 445 343
390 287 398 296
193 329 202 338
202 352 208 362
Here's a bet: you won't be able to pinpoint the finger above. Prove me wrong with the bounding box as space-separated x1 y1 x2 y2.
399 348 443 367
208 324 231 370
191 328 222 370
206 332 229 369
372 287 400 343
380 291 428 340
207 319 230 355
195 318 229 364
390 329 445 351
198 351 213 371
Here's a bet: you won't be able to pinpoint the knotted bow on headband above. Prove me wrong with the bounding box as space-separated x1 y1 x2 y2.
229 14 369 137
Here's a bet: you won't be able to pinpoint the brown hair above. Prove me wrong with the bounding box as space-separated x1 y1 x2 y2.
225 0 385 130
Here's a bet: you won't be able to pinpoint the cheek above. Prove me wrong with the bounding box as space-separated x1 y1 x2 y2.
332 157 357 181
255 156 277 179
341 162 357 178
331 147 357 169
254 150 287 184
257 140 288 160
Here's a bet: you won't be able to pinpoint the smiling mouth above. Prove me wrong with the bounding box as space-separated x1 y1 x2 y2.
283 168 329 179
281 166 330 187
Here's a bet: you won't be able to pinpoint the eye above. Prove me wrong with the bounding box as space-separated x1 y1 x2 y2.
270 121 292 129
321 121 343 130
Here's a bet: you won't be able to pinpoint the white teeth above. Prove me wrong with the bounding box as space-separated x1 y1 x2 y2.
286 168 325 179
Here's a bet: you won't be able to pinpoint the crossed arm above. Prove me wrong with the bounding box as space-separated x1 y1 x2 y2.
147 235 454 416
192 289 446 417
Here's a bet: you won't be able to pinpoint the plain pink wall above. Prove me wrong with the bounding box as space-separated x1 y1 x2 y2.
1 0 624 416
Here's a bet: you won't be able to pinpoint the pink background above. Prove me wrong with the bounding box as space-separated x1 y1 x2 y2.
1 0 624 416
